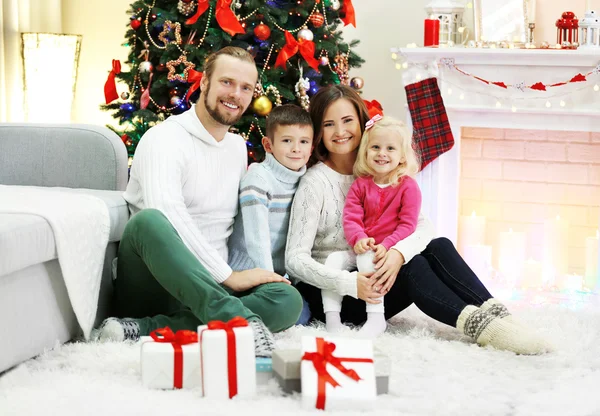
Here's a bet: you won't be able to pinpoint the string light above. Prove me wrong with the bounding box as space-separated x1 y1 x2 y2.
495 101 502 108
560 100 566 107
395 63 402 70
447 88 453 95
402 62 408 69
594 84 600 92
415 73 422 81
546 101 552 108
391 53 398 60
511 106 517 112
459 93 465 100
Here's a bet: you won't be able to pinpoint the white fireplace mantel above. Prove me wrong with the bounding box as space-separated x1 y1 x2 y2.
391 47 600 244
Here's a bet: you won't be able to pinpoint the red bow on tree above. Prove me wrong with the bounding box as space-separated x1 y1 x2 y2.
186 0 245 37
104 59 121 104
302 338 373 410
363 99 383 119
340 0 356 27
185 69 203 103
275 31 320 71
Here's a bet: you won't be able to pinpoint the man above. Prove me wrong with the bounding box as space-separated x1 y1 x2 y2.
94 47 303 357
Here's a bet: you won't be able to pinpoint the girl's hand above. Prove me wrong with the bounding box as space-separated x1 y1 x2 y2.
356 272 381 304
372 249 405 294
354 238 375 254
373 244 387 263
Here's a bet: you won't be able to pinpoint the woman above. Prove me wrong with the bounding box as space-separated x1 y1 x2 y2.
285 85 551 354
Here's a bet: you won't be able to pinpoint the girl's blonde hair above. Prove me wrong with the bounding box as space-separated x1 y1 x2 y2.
353 116 420 186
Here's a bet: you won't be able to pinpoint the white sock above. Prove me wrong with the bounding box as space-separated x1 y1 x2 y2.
357 312 387 339
480 298 517 324
325 312 346 333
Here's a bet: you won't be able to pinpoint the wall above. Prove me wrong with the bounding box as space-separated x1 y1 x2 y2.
459 127 600 276
64 0 595 126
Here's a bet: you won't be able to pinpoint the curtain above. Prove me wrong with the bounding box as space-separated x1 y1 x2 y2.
0 0 62 122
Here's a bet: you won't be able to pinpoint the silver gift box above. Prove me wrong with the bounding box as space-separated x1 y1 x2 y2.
272 348 391 395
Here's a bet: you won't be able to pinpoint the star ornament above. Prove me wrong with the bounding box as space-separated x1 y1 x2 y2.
166 54 195 82
158 20 182 46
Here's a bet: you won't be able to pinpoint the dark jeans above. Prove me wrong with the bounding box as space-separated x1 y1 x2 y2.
296 237 493 328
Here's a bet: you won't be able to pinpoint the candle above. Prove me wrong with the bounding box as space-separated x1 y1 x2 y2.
527 0 537 22
458 211 486 256
522 258 543 289
498 228 526 287
463 244 493 282
586 0 592 11
584 230 599 290
543 215 570 287
424 19 440 47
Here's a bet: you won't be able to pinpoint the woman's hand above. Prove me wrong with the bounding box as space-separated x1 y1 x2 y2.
356 272 382 304
354 238 375 254
372 249 405 295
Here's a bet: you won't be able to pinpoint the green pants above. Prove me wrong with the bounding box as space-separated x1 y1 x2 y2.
112 209 302 335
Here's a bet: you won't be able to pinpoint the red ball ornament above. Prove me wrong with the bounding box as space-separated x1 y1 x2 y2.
254 23 271 41
121 134 130 144
130 19 142 30
309 13 325 28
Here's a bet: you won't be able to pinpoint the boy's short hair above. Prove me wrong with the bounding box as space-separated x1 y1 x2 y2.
265 104 313 139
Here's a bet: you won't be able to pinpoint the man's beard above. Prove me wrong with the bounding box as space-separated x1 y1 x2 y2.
203 82 244 126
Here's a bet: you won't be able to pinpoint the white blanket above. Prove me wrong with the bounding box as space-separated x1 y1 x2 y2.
0 185 110 340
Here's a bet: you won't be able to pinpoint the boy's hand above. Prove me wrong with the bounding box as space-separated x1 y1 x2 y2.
373 244 387 263
354 238 375 254
223 269 290 292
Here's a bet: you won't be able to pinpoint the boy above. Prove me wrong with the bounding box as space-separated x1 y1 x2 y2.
229 104 313 322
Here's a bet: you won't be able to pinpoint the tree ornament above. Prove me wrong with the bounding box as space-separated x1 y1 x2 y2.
252 95 273 116
350 76 364 90
319 55 329 66
309 12 325 28
295 76 310 111
158 21 182 46
330 0 341 11
169 87 183 97
166 54 195 82
121 134 130 144
254 23 271 41
120 92 130 100
150 12 158 22
156 63 166 72
138 61 153 73
333 53 349 85
130 17 142 30
177 0 196 16
297 27 314 42
170 96 182 106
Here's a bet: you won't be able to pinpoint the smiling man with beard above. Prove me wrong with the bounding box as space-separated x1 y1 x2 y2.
93 47 303 357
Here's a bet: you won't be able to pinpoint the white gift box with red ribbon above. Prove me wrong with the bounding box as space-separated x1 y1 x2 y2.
300 335 377 410
198 317 256 399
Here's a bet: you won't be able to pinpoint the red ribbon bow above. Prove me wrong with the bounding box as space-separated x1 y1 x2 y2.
150 327 198 389
363 99 384 119
340 0 356 27
104 59 121 104
205 316 249 398
185 69 203 103
186 0 245 37
301 337 373 410
275 31 320 71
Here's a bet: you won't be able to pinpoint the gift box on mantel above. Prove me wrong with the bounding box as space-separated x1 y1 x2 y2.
140 327 201 390
297 336 377 411
198 317 256 399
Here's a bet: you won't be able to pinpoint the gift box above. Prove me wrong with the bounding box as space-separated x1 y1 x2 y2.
256 357 273 385
273 347 390 395
140 328 201 389
198 317 256 399
299 336 377 410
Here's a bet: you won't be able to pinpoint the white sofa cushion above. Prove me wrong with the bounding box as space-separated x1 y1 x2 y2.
0 188 129 277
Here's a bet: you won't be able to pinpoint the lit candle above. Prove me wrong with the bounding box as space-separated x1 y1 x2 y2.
584 230 599 290
522 258 543 289
498 228 526 287
458 211 486 256
543 215 570 287
463 244 493 282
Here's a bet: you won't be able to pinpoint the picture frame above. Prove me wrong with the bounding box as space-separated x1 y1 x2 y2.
473 0 529 44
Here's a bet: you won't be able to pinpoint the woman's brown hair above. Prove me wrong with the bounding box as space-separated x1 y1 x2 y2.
308 85 370 167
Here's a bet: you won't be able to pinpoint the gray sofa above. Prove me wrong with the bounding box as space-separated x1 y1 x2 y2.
0 123 130 373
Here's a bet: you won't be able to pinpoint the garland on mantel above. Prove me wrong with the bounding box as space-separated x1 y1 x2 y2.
439 58 600 92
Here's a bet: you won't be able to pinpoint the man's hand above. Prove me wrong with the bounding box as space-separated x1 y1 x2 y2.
372 249 405 295
356 272 382 304
223 269 290 292
373 244 387 263
354 238 375 254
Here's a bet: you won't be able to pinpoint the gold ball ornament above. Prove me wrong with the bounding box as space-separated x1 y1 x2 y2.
350 76 364 90
252 95 273 116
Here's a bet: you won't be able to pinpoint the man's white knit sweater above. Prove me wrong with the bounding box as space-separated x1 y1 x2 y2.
285 162 436 299
123 105 247 283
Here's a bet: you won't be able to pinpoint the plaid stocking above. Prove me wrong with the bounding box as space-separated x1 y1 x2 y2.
405 77 454 170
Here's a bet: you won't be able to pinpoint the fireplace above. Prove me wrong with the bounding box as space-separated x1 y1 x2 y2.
393 47 600 291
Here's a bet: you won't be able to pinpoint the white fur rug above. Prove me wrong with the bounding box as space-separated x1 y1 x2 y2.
2 297 600 416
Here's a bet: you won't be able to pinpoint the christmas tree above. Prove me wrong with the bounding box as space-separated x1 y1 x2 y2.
102 0 365 162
